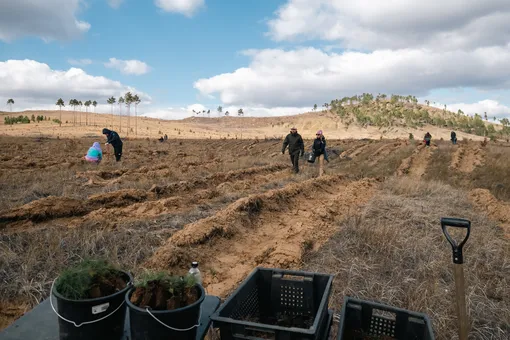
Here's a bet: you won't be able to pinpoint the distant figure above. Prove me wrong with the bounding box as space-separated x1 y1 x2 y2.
102 128 123 162
312 130 327 177
451 131 457 144
164 134 168 141
424 132 432 147
84 142 102 164
282 127 304 173
158 136 164 142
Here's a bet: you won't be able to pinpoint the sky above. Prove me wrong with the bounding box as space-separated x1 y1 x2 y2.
1 0 510 120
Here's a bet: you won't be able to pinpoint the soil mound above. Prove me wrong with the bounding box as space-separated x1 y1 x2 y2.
145 175 379 297
0 196 86 223
469 188 510 237
397 144 435 178
88 189 149 208
450 143 484 173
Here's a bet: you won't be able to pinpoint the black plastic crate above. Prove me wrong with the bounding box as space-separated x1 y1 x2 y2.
211 267 334 339
337 297 434 340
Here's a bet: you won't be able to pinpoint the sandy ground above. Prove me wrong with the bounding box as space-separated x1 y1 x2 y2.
0 109 487 141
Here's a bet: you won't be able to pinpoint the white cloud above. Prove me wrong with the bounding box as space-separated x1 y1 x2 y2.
154 0 205 17
104 58 151 75
0 59 151 111
194 46 510 108
267 0 510 50
68 59 93 66
0 0 90 42
107 0 124 9
432 100 510 119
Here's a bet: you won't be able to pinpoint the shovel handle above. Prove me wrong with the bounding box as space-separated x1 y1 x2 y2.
441 217 470 264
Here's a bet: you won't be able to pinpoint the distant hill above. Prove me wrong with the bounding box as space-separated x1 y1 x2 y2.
1 93 509 141
316 93 506 140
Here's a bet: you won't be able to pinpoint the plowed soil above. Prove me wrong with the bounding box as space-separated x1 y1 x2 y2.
450 142 484 173
397 143 435 178
469 188 510 237
146 175 379 296
1 135 509 335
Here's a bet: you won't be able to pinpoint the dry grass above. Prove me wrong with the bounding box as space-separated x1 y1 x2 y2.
0 226 169 306
2 136 509 338
329 141 416 178
425 141 510 202
303 177 509 339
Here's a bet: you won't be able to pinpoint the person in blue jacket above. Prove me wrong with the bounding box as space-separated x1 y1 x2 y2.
84 142 103 164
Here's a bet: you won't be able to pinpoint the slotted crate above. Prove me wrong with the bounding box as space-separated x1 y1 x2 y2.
211 267 333 339
337 297 434 340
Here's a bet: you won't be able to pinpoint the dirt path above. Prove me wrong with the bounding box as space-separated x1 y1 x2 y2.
469 189 510 237
145 175 380 297
450 143 484 173
397 144 435 178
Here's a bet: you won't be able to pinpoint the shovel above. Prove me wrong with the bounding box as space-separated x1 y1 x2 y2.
441 217 471 340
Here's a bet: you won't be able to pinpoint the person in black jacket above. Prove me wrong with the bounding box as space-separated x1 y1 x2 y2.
451 131 457 144
282 127 304 173
102 128 123 161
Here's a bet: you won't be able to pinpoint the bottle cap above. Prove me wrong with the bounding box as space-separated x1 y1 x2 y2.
191 261 198 268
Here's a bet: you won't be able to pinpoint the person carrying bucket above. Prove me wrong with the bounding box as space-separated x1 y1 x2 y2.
312 130 327 177
282 127 304 173
102 128 123 162
83 142 103 164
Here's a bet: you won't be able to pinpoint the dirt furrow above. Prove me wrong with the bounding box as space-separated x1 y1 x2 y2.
469 189 510 237
369 141 407 166
67 168 292 228
450 143 484 173
397 144 435 178
340 142 370 159
0 164 287 226
145 175 380 297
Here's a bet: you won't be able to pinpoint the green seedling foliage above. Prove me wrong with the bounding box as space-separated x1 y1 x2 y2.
55 258 119 300
134 270 198 297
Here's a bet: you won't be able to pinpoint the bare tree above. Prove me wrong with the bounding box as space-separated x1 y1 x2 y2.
107 97 116 129
55 98 64 126
7 98 14 112
118 96 125 132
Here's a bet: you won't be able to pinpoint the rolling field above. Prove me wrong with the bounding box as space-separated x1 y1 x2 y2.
0 135 508 339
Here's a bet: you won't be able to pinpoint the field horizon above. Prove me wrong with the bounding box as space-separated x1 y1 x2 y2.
1 94 504 142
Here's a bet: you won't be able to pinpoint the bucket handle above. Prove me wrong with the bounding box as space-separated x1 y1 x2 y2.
145 305 202 332
50 278 130 328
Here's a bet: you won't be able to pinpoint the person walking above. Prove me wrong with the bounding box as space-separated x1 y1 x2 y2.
83 142 103 164
313 130 327 176
102 128 123 162
282 127 304 173
451 131 457 144
424 132 432 147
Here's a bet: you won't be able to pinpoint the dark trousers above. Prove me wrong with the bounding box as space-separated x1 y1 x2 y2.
425 140 430 146
290 151 300 173
113 143 123 161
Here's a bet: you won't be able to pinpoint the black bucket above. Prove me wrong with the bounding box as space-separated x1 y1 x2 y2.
126 284 205 340
52 270 133 340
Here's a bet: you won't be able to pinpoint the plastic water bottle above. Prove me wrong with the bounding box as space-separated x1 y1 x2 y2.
188 261 202 285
